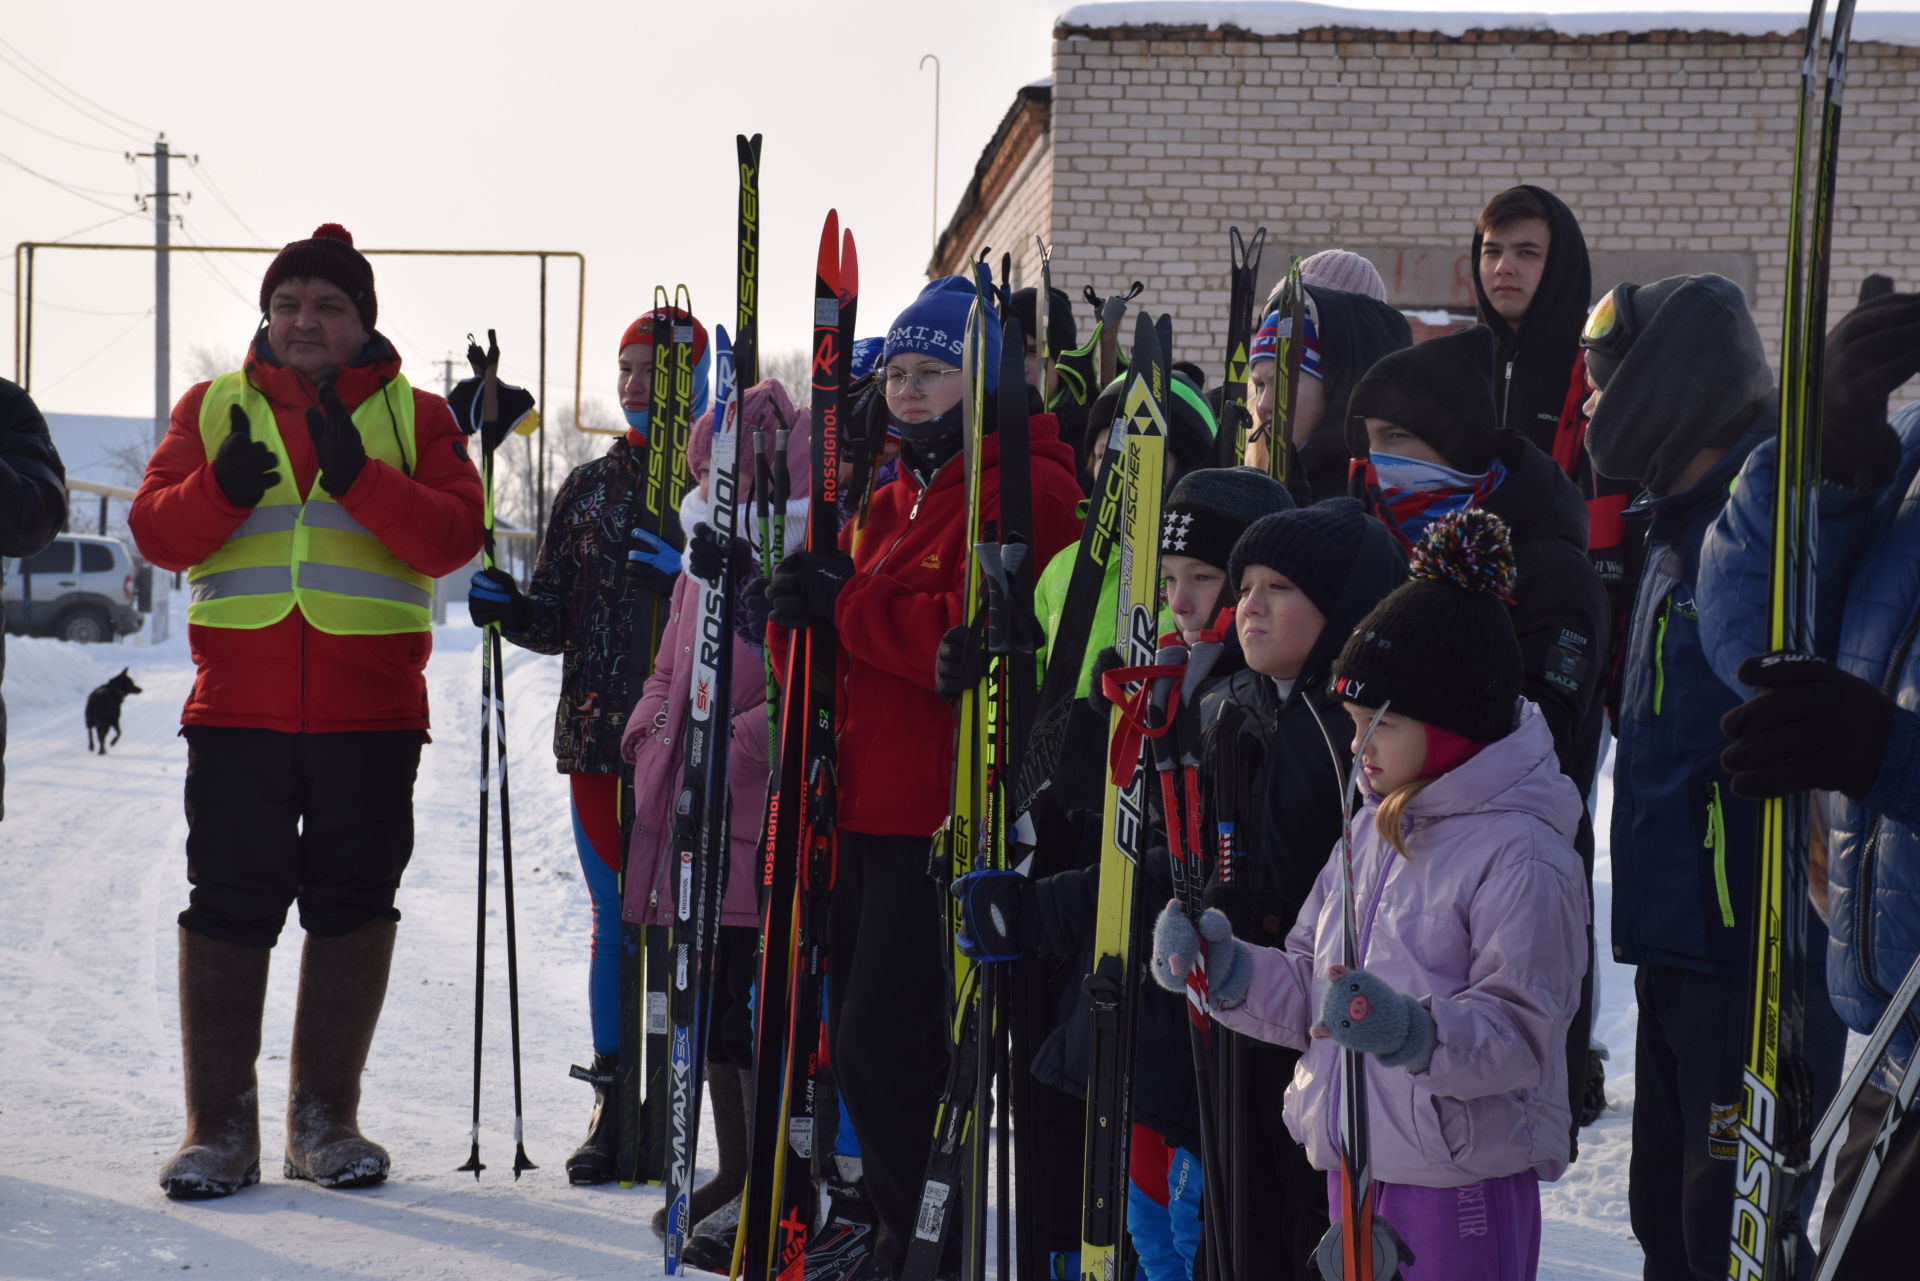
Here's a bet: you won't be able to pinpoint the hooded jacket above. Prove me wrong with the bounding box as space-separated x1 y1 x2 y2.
772 414 1083 838
1470 186 1592 464
1699 404 1920 1087
131 334 483 733
1289 285 1413 505
1477 435 1612 813
1609 427 1768 973
1211 701 1588 1188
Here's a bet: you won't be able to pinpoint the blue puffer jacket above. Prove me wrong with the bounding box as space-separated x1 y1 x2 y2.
1609 429 1769 976
1699 403 1920 1085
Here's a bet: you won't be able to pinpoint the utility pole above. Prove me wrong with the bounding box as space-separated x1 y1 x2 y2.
920 55 942 263
439 353 458 397
132 135 194 447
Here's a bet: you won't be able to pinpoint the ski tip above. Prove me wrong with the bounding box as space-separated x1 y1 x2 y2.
842 229 859 299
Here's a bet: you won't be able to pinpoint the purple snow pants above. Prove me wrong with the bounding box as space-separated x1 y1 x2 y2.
1326 1169 1541 1281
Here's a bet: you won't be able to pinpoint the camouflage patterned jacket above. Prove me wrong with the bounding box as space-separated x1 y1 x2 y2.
509 437 680 774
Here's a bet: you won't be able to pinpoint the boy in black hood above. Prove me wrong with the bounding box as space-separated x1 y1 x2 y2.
1473 184 1643 711
1347 322 1611 1154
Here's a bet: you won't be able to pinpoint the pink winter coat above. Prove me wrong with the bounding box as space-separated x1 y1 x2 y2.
1211 700 1588 1188
618 380 807 928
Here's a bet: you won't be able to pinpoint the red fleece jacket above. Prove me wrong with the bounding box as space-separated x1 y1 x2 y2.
130 337 483 733
775 414 1083 838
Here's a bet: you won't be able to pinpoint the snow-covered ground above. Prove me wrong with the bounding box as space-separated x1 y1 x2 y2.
0 617 1649 1278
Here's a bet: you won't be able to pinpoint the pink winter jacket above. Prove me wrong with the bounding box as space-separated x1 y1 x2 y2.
619 506 783 928
1212 701 1588 1188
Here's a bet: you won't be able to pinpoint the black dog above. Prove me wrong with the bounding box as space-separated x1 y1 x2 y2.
85 668 142 754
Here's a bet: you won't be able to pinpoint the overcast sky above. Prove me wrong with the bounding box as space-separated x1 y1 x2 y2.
1 0 1888 431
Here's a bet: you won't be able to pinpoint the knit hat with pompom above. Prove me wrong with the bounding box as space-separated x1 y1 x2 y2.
1330 508 1521 741
259 223 377 331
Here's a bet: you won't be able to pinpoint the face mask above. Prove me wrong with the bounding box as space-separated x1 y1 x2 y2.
1368 451 1507 547
623 407 651 438
1368 451 1487 494
891 401 964 448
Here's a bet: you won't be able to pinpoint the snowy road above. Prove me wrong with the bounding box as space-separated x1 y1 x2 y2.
0 626 1645 1278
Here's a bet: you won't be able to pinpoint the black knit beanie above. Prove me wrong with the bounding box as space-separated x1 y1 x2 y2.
1162 466 1294 569
259 223 377 331
1011 286 1077 358
1228 497 1372 619
1345 325 1499 473
1330 508 1522 742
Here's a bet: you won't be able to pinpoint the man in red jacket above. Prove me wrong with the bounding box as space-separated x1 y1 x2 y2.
768 275 1084 1273
130 224 483 1201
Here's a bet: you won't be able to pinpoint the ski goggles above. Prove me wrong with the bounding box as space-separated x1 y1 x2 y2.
1579 284 1640 362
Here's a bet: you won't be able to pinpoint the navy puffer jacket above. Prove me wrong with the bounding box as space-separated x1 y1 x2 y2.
1700 403 1920 1086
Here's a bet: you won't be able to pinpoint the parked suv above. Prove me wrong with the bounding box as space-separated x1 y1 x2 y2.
2 533 144 643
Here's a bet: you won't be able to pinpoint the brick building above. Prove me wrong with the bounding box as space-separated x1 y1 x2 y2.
933 3 1920 371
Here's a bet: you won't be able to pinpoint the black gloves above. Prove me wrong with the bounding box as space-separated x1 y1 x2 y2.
1821 292 1920 489
935 623 987 701
736 576 773 648
1086 645 1125 717
212 404 280 508
1721 651 1894 801
467 567 532 634
768 549 854 629
687 523 758 588
305 383 368 497
951 869 1029 962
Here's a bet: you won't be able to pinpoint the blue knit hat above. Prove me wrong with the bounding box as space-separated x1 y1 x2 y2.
883 275 1000 393
850 336 886 382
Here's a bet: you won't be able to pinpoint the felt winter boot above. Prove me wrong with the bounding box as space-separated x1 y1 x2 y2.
159 927 271 1200
565 1052 620 1185
283 919 396 1188
652 1060 751 1236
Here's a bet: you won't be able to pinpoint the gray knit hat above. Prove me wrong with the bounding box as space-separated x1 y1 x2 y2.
1301 249 1388 303
1161 466 1294 569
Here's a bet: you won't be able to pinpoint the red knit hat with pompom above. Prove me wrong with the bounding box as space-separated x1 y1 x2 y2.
259 223 377 331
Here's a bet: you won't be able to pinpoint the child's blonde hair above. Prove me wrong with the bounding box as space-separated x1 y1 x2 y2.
1375 777 1434 859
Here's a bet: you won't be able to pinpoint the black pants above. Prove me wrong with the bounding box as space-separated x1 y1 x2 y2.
1821 1076 1920 1278
707 923 758 1071
1631 964 1846 1281
1235 1036 1328 1280
180 727 422 947
825 832 950 1264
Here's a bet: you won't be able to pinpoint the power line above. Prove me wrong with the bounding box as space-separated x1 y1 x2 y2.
0 35 157 140
32 307 156 393
192 164 270 246
175 221 256 307
49 210 141 243
0 150 131 214
0 103 124 155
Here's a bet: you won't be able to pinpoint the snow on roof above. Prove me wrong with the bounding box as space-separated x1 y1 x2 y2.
1056 2 1920 46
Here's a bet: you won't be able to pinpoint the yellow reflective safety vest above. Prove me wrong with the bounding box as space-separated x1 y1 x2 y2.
187 372 432 635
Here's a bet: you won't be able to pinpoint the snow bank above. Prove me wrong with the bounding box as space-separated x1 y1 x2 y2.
2 635 142 713
1056 2 1920 46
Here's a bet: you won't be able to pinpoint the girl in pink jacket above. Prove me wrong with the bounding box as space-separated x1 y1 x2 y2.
619 378 807 1248
1153 510 1588 1281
